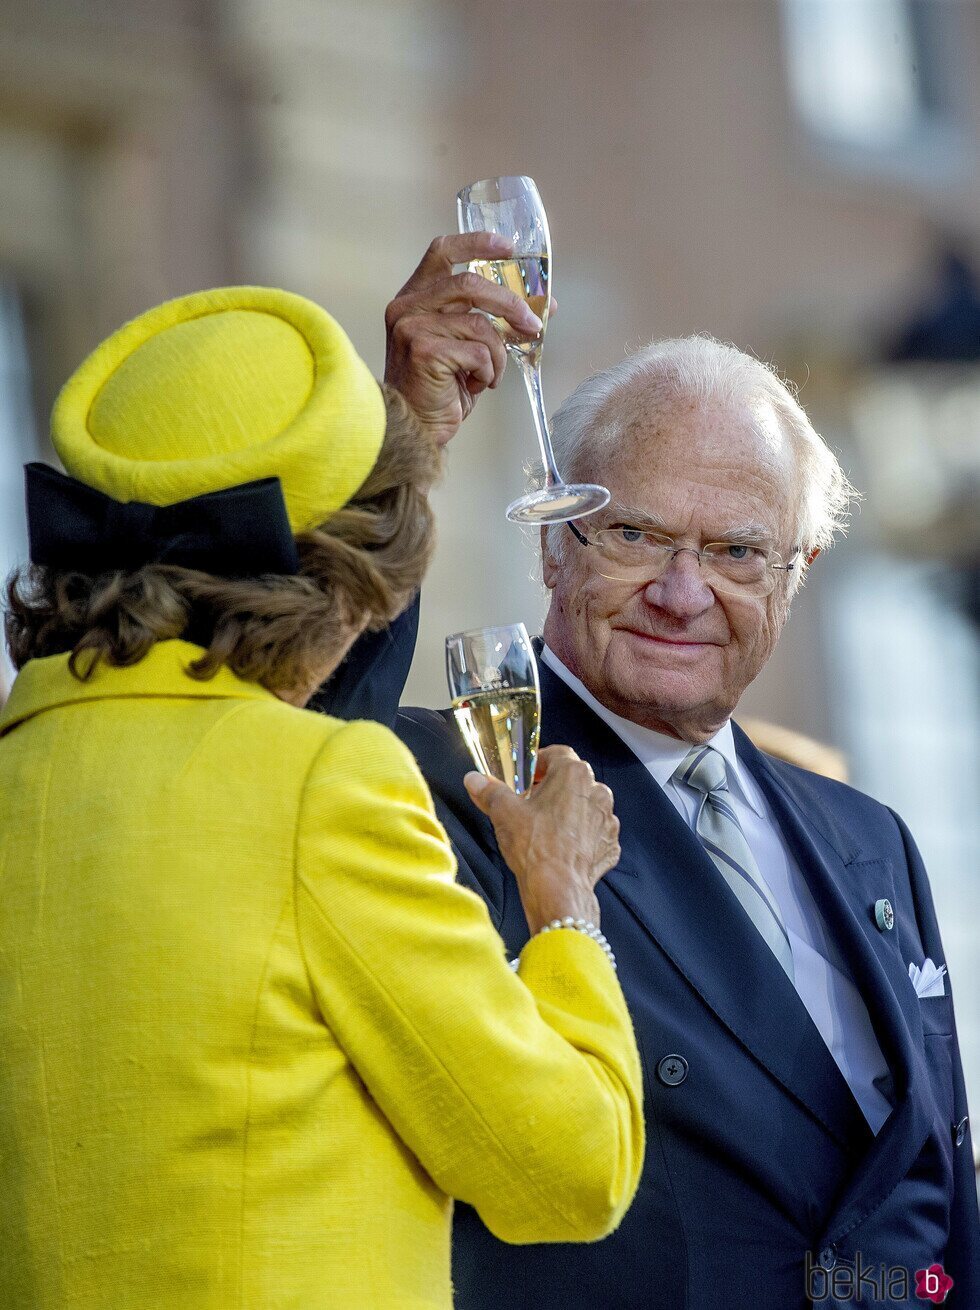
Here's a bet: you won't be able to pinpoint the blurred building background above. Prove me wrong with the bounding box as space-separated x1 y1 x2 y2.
1 0 978 1127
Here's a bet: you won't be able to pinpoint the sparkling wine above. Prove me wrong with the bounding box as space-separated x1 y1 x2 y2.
468 255 549 365
451 687 541 795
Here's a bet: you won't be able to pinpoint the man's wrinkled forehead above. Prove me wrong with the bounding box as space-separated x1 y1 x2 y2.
588 387 801 535
600 384 789 459
593 388 797 491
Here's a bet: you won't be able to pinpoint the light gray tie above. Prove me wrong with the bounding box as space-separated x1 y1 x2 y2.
676 745 796 984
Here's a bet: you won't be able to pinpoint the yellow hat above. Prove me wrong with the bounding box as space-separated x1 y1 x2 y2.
50 286 386 534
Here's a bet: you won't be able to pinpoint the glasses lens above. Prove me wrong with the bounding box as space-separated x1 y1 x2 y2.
590 530 775 596
591 528 667 582
702 544 772 596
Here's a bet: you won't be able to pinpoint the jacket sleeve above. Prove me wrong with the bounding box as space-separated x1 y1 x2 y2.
889 807 980 1302
306 593 420 727
293 718 645 1244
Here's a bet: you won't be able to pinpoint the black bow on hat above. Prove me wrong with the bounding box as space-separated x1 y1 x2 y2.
25 463 300 578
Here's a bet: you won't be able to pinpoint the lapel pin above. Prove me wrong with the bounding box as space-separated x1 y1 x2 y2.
874 898 895 932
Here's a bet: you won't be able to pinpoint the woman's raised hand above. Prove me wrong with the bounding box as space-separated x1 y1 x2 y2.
383 233 543 448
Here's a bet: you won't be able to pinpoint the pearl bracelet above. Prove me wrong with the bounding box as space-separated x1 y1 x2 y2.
509 918 617 973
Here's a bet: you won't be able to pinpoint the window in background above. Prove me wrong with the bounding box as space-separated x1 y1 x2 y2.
781 0 968 184
0 282 40 696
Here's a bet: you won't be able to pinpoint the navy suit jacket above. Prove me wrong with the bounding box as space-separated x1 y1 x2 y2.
314 606 979 1309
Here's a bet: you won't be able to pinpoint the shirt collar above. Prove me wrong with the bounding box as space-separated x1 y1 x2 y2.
540 643 764 816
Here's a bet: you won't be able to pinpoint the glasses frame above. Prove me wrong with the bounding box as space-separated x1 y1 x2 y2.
565 521 801 596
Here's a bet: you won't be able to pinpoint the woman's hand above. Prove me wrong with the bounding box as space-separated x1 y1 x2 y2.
383 233 543 448
463 745 620 935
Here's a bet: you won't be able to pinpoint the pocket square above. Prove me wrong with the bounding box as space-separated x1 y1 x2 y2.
909 957 947 998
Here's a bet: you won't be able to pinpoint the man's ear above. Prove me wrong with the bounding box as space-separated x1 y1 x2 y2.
541 526 558 590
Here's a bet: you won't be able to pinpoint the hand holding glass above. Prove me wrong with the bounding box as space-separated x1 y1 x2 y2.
446 624 541 795
456 176 610 524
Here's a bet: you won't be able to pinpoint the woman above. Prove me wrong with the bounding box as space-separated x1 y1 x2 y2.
0 274 643 1308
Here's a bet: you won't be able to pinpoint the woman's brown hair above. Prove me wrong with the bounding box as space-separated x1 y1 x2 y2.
4 386 440 698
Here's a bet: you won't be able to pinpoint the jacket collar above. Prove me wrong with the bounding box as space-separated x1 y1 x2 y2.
0 641 277 736
534 655 873 1144
534 649 931 1235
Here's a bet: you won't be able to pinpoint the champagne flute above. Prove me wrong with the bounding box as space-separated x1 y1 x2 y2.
456 176 610 524
446 624 541 795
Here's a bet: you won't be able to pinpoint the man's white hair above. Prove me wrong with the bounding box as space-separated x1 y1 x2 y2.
545 335 858 577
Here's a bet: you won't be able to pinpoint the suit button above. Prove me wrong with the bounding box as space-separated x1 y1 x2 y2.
657 1054 688 1086
818 1244 837 1270
953 1116 968 1148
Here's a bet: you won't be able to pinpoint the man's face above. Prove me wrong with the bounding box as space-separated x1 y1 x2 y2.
541 394 803 742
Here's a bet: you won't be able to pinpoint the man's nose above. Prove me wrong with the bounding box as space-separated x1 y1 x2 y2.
643 549 715 618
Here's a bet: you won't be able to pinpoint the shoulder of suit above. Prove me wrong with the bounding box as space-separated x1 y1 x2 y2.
757 749 898 834
395 705 473 790
759 750 865 801
396 704 453 739
752 751 921 874
396 705 461 757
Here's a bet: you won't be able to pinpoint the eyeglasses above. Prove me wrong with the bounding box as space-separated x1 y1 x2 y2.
566 521 800 598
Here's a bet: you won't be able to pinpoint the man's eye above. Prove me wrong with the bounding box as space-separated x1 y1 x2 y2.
727 544 750 560
619 526 646 544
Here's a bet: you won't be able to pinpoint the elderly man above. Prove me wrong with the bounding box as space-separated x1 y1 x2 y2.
318 237 979 1309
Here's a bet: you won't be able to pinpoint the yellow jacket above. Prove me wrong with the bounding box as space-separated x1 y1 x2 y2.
0 641 643 1308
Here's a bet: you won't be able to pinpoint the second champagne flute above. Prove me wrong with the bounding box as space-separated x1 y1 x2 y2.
446 624 541 795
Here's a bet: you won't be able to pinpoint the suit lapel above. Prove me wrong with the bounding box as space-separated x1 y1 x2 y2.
537 659 873 1151
739 729 932 1241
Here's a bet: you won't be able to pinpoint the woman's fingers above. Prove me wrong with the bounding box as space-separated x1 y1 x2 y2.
389 309 509 390
532 745 591 786
387 271 541 341
386 307 512 444
463 771 519 820
395 232 513 296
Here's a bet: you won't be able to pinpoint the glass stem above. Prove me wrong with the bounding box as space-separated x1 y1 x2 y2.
518 357 562 487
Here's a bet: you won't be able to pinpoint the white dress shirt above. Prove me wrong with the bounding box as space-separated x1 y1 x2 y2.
541 644 894 1134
